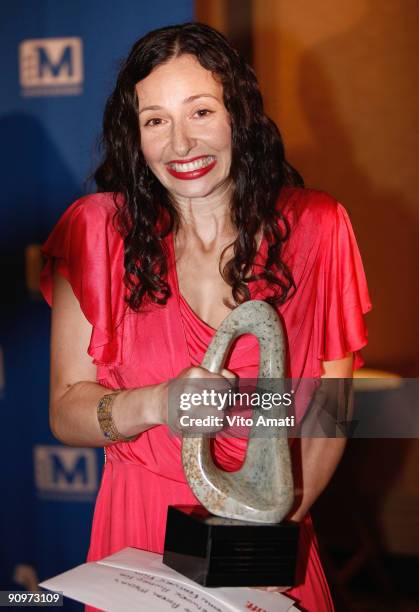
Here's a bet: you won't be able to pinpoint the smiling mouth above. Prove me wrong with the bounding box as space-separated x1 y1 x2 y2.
167 155 216 173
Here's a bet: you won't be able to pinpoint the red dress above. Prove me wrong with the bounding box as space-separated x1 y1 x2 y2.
40 187 371 611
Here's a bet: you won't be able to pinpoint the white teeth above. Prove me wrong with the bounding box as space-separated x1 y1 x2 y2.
169 156 215 173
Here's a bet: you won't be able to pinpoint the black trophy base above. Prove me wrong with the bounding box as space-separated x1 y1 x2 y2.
163 505 299 587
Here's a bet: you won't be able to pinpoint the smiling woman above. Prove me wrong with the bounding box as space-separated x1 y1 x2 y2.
40 22 371 612
137 54 232 198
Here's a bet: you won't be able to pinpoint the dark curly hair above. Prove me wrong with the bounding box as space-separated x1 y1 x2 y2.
94 22 303 311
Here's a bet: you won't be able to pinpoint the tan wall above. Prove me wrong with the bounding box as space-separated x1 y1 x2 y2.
195 1 419 555
252 4 419 555
195 0 227 30
252 0 419 374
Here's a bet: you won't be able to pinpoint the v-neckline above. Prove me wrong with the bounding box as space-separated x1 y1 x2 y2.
168 230 266 332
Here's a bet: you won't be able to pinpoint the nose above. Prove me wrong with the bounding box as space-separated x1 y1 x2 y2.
171 120 196 158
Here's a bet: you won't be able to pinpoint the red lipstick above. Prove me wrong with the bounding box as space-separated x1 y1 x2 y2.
166 156 217 180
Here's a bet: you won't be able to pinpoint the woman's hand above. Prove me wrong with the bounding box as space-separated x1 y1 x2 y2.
164 366 236 434
253 586 291 593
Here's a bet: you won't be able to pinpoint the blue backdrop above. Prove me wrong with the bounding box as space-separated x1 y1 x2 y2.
0 1 193 606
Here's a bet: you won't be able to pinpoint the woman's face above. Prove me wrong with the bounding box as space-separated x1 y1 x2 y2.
136 54 232 202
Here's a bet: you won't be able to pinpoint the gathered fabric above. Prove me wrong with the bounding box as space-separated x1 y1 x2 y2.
41 186 371 611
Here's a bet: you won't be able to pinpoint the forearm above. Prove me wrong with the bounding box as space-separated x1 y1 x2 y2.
286 354 353 521
50 380 168 447
287 437 346 522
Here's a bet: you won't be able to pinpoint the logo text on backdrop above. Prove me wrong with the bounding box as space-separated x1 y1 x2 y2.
34 445 98 501
19 37 83 97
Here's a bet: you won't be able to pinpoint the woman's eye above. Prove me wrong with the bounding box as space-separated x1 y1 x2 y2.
144 118 163 127
194 109 213 118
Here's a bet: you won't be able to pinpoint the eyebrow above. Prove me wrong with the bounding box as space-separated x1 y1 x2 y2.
138 93 219 114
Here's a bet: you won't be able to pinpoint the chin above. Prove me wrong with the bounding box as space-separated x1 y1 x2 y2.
171 176 231 200
164 179 222 200
173 185 217 199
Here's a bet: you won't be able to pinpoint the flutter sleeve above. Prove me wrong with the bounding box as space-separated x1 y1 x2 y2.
314 199 372 372
40 193 127 367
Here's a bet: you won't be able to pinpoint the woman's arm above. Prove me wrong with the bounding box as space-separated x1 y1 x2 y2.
49 269 168 446
49 270 229 446
287 353 353 522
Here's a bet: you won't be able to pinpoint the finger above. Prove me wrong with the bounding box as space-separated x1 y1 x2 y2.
252 586 290 592
266 586 288 592
221 368 237 381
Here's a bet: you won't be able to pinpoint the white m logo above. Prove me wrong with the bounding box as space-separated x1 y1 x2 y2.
19 37 83 95
34 445 98 497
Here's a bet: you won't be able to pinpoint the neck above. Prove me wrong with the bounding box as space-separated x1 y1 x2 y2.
172 182 236 247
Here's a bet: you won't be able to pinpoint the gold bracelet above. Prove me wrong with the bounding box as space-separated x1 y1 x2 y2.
97 392 136 442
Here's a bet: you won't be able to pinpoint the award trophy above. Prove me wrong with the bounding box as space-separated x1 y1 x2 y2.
163 300 299 587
